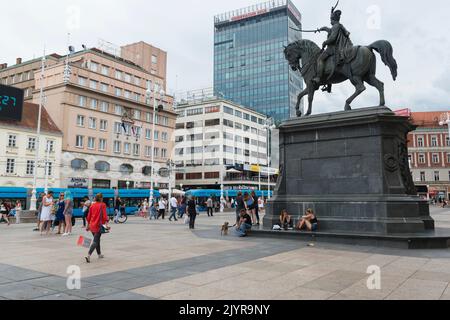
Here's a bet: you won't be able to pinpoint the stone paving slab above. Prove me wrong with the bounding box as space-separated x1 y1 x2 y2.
386 279 449 300
63 285 123 300
0 283 57 300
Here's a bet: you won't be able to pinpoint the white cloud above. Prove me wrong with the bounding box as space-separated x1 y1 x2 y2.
1 0 448 113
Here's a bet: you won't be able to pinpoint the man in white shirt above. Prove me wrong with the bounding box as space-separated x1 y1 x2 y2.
157 198 167 220
169 196 179 222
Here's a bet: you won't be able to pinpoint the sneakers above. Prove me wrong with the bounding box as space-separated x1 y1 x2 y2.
85 256 91 263
98 255 105 259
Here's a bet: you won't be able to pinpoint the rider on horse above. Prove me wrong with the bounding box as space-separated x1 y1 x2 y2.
312 8 353 90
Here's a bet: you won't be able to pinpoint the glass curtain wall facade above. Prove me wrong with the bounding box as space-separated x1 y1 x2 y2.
214 0 303 123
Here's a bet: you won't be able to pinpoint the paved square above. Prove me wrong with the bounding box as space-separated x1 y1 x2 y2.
0 208 449 300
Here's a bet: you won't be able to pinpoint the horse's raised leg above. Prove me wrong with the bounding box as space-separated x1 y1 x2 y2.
345 77 366 111
305 87 316 116
296 88 309 117
366 75 385 106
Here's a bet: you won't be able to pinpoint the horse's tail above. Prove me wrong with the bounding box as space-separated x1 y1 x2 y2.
368 40 398 81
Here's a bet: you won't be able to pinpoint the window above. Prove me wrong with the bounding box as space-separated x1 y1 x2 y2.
187 134 203 141
90 99 98 109
175 136 184 143
145 146 152 157
142 166 153 175
235 110 242 118
447 153 450 163
124 73 131 83
99 139 107 151
133 144 140 156
432 154 439 164
146 112 152 123
28 137 36 150
205 145 220 153
46 162 53 176
205 119 220 127
124 90 131 99
161 132 168 142
223 132 233 140
224 106 234 115
205 172 220 179
120 164 134 175
115 70 123 80
124 143 131 154
419 154 426 164
161 148 167 158
235 148 242 155
160 116 169 126
434 171 440 182
115 105 123 115
243 113 250 121
100 101 109 112
26 160 35 175
134 110 141 120
8 135 17 147
71 159 88 170
88 137 95 149
77 115 85 127
134 77 141 86
186 173 202 180
176 173 184 180
235 123 242 130
114 141 121 153
101 83 108 93
431 136 438 147
134 93 140 102
152 55 158 64
153 148 160 158
76 135 84 148
204 159 220 166
186 108 204 116
417 137 424 147
100 120 108 131
101 66 109 76
146 129 152 140
6 159 15 174
90 61 98 72
46 140 54 152
175 123 184 129
90 80 98 90
95 161 110 172
89 117 97 129
78 77 87 86
175 148 184 156
223 119 234 128
154 131 159 141
114 122 122 134
186 147 203 154
205 132 219 140
115 87 122 96
206 106 220 114
224 146 234 153
79 96 87 107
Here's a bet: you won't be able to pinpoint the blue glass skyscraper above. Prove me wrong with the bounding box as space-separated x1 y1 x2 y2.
214 0 303 122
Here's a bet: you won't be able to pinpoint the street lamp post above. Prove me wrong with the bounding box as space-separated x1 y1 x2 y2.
167 159 174 213
44 141 51 195
30 54 46 211
264 118 275 200
146 85 165 205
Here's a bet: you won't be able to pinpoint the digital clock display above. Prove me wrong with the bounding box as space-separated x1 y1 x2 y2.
0 84 24 121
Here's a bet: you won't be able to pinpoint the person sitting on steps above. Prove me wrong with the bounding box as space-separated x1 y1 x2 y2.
296 208 319 232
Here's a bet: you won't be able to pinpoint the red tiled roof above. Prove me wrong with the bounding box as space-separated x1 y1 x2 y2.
411 111 450 128
0 102 62 134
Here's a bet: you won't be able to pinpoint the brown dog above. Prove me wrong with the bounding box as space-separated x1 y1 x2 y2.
221 222 229 236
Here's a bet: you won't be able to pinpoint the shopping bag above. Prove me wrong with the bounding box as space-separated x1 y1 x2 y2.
77 235 92 248
184 215 190 225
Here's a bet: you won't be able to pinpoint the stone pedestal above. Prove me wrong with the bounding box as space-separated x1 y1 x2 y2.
264 107 434 234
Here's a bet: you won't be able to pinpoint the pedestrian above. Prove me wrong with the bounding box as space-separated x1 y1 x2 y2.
81 197 92 228
158 197 167 220
243 192 256 226
206 196 214 217
62 191 74 236
149 200 158 220
251 191 260 226
40 191 54 236
55 193 66 235
14 200 22 224
169 195 179 222
85 193 110 263
187 196 198 230
258 196 265 215
0 200 10 226
33 193 46 231
178 197 187 219
114 197 122 223
236 209 252 237
233 192 245 227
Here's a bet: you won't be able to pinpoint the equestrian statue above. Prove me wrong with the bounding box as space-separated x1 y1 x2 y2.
285 1 398 117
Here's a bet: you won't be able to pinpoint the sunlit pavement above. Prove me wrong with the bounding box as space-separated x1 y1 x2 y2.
0 207 449 300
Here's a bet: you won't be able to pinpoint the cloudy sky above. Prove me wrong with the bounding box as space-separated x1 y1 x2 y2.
1 0 448 113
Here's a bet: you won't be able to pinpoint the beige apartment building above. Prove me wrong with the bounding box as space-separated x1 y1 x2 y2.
1 42 176 190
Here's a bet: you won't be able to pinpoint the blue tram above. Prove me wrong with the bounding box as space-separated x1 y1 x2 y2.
0 187 161 218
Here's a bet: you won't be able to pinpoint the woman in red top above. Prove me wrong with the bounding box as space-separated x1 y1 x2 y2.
85 193 109 263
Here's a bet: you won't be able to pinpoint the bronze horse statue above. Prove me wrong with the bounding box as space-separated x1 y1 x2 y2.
284 39 398 117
